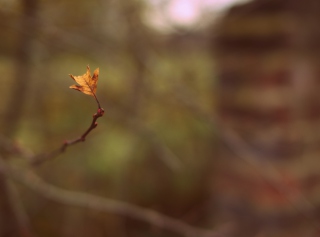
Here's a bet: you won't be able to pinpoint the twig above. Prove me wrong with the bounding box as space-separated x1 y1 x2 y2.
0 157 220 237
92 91 101 109
30 107 104 165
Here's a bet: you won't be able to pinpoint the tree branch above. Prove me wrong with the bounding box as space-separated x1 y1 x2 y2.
0 135 34 161
30 107 104 165
0 157 220 237
173 85 320 232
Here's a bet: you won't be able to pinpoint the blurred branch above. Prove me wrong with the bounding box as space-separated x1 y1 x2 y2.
0 135 34 161
173 85 320 231
99 103 183 171
30 107 105 165
124 115 183 171
4 179 36 237
0 156 220 237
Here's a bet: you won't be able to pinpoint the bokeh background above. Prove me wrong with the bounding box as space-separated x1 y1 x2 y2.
1 0 320 236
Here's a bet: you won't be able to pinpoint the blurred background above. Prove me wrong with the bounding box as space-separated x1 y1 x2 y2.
1 0 320 236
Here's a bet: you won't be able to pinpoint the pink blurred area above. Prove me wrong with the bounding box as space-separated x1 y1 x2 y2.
146 0 251 30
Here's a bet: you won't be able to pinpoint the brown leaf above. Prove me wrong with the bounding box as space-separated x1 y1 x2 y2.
69 65 99 96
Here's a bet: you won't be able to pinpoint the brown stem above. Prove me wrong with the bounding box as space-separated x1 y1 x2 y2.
93 92 101 109
31 108 104 165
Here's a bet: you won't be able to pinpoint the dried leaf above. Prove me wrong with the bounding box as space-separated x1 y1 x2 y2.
69 65 99 96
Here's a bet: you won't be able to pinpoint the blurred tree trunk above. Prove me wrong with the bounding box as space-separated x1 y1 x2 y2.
122 0 149 114
0 0 39 236
2 0 39 136
0 176 21 237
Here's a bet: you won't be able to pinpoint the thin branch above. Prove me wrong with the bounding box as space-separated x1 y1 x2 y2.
1 107 183 172
30 107 104 165
0 157 220 237
92 90 101 109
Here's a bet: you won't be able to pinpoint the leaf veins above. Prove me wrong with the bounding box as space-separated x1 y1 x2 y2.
69 65 99 97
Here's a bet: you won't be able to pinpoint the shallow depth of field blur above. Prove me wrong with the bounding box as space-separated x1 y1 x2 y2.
1 0 320 236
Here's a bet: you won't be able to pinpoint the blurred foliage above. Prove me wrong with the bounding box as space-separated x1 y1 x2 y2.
0 0 217 236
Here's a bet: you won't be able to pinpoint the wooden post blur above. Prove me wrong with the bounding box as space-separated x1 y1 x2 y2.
211 0 320 236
